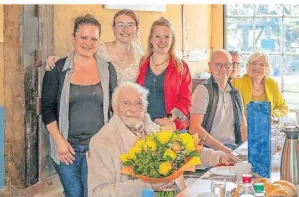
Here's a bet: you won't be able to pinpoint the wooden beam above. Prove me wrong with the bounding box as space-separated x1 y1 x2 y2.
3 4 26 190
0 5 3 43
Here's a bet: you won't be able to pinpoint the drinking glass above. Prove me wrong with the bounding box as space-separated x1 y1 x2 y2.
211 177 226 197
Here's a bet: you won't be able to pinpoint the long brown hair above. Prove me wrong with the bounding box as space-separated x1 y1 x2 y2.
141 17 183 73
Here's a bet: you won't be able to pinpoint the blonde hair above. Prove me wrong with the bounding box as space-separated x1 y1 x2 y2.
141 17 183 73
246 52 272 76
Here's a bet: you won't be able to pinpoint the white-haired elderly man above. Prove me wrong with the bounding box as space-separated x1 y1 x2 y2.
87 81 239 197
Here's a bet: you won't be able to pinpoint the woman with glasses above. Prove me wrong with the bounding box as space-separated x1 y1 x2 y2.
232 52 288 117
136 17 192 131
229 50 244 78
45 9 143 84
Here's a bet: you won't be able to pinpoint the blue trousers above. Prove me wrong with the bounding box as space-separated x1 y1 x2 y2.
53 144 89 197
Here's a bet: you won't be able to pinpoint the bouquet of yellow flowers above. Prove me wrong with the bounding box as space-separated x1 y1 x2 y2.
120 129 203 197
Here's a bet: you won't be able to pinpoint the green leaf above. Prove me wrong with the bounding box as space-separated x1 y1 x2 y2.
136 153 142 159
122 161 133 166
165 155 173 161
189 150 200 157
174 130 180 135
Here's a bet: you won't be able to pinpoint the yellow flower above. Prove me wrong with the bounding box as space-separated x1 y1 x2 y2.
156 131 173 144
127 149 137 160
120 154 128 162
159 162 172 176
143 140 157 151
132 146 142 154
178 133 194 146
135 139 145 149
189 156 201 166
145 134 155 141
185 142 196 152
163 149 177 160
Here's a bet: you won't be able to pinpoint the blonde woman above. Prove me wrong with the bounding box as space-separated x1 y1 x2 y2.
136 17 192 130
46 9 143 84
232 52 288 117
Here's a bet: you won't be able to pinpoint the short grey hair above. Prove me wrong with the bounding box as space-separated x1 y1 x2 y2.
112 81 149 111
246 51 272 76
228 50 243 60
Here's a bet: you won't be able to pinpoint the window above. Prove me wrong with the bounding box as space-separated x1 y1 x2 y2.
224 4 299 109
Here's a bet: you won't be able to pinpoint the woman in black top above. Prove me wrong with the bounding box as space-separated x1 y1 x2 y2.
41 14 116 197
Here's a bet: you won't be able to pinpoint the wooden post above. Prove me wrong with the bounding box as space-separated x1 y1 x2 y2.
3 5 26 195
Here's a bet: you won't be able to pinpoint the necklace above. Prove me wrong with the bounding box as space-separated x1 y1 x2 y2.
151 55 169 66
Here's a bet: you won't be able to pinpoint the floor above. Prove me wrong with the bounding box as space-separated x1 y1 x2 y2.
25 175 64 197
0 175 65 197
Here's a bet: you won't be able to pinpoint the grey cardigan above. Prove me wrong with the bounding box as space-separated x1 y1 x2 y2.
41 51 117 164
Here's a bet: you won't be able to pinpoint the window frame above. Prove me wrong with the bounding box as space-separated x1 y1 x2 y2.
224 5 299 106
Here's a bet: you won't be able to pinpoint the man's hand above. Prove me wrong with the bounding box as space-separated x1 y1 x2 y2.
151 181 176 192
222 146 234 154
219 154 239 165
154 117 172 126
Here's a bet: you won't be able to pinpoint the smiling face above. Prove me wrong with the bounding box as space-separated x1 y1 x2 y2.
73 24 99 58
209 50 233 84
114 87 145 129
247 55 268 80
231 54 243 78
113 14 137 44
150 25 172 55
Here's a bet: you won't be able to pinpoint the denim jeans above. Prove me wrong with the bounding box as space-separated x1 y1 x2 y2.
53 144 89 197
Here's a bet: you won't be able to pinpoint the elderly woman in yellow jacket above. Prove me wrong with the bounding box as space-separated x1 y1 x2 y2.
232 52 288 118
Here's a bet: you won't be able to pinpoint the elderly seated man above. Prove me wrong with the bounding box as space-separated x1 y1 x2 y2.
87 81 239 197
189 49 247 153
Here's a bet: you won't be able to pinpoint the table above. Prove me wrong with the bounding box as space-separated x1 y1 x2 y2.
178 141 282 197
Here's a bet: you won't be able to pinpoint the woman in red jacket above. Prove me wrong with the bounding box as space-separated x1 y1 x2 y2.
136 17 192 130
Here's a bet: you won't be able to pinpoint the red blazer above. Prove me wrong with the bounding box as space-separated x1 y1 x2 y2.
136 57 192 130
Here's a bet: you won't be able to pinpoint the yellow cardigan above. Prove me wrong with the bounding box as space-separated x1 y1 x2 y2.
232 74 288 117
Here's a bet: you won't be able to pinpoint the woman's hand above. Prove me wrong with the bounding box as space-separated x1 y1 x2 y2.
45 56 60 71
56 138 75 165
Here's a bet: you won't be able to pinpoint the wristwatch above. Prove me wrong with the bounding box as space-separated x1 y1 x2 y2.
166 113 175 122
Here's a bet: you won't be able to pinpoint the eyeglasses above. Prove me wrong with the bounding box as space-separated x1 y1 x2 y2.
249 61 265 68
122 100 143 109
232 62 243 68
115 23 136 29
212 62 232 69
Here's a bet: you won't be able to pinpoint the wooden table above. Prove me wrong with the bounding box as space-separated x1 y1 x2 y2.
178 141 282 197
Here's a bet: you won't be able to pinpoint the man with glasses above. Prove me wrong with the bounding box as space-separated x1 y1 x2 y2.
189 49 247 153
229 50 244 78
88 81 239 196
